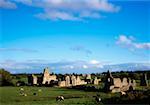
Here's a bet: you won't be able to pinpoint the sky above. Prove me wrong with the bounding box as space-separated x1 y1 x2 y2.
0 0 150 73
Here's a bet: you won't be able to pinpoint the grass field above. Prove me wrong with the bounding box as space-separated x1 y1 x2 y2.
1 86 149 105
0 86 115 105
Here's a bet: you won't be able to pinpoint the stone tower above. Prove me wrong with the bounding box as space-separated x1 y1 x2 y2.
65 75 70 87
76 76 81 85
71 75 77 86
28 74 37 85
104 70 114 92
42 67 50 84
93 77 99 85
32 74 37 85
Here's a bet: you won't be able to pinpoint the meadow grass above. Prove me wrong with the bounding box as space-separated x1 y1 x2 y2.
0 86 111 105
0 86 149 105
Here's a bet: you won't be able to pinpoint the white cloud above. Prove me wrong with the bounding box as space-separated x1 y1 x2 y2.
10 0 120 21
83 65 88 69
133 43 150 49
89 60 104 68
90 60 99 64
0 0 17 9
0 59 106 73
1 59 150 73
70 65 74 69
116 35 150 50
117 35 132 45
0 60 33 70
36 10 81 21
0 0 120 21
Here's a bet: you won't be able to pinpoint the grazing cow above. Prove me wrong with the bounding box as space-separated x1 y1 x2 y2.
20 91 23 95
56 96 64 101
20 92 27 96
23 93 27 96
93 96 102 102
19 90 25 96
93 96 101 102
120 91 126 96
20 88 24 91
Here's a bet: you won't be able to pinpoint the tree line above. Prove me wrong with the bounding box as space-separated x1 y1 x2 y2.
0 68 150 86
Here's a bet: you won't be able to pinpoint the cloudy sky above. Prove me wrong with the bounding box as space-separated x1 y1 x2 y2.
0 0 150 73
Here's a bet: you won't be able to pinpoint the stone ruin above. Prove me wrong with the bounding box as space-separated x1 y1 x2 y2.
58 75 87 87
28 67 57 86
93 77 101 85
58 74 101 87
42 67 57 85
32 74 37 85
28 74 38 85
85 74 92 84
86 74 91 79
28 67 101 87
104 70 136 93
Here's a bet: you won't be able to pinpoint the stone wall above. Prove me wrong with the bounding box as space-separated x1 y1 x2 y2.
113 78 122 88
58 81 66 87
32 75 37 85
93 77 101 85
58 75 87 87
104 70 136 93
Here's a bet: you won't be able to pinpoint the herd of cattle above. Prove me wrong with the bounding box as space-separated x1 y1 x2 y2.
19 87 127 103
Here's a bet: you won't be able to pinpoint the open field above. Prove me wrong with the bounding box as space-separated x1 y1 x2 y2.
0 86 150 105
0 86 114 105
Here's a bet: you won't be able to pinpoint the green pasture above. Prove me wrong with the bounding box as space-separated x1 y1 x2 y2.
0 86 113 105
0 86 149 105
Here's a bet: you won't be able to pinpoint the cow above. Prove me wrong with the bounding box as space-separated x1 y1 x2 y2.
20 88 24 91
23 93 27 96
56 96 64 101
93 96 101 102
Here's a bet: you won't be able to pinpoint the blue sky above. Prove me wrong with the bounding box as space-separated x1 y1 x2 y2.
0 0 150 73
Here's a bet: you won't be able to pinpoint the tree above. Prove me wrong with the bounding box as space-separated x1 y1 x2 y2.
0 68 13 86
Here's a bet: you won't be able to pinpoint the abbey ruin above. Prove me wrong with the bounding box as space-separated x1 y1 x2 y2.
104 70 136 93
28 67 137 93
28 67 101 87
28 67 57 86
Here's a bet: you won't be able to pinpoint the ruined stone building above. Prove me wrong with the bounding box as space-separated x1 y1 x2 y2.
58 74 101 87
58 75 87 87
42 67 57 84
28 67 57 85
86 74 91 80
28 67 101 87
93 77 101 85
104 70 136 93
28 74 37 85
58 75 71 87
85 74 92 84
